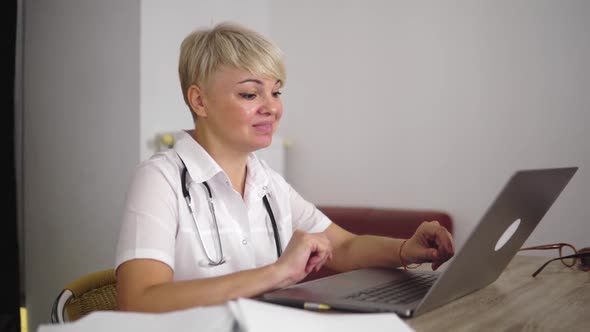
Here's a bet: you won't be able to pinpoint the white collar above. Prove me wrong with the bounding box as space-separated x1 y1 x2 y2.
173 130 270 197
174 130 223 184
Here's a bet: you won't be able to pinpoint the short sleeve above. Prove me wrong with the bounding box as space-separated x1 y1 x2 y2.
114 161 179 273
289 185 332 233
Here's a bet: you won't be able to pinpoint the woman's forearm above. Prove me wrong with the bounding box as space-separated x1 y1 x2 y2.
118 262 288 313
327 235 404 272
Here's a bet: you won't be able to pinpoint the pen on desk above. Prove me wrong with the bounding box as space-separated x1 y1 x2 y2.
303 302 331 310
267 298 331 311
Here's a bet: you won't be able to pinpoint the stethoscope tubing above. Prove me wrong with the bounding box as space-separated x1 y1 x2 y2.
263 195 282 258
182 166 226 265
178 156 282 266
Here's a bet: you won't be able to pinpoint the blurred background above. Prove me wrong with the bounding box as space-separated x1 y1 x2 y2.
12 0 589 331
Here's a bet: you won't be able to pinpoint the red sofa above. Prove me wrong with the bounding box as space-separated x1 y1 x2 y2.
300 206 454 282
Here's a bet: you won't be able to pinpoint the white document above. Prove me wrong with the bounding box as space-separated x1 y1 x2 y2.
230 298 415 332
36 304 235 332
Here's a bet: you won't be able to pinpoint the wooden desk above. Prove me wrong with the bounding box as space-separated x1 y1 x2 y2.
407 254 589 331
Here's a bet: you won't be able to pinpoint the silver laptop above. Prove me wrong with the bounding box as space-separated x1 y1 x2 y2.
260 167 578 317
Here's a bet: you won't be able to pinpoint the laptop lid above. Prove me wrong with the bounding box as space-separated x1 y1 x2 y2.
261 167 578 317
414 166 578 315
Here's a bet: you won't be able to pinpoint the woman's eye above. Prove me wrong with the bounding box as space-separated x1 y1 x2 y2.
239 93 257 100
272 91 282 98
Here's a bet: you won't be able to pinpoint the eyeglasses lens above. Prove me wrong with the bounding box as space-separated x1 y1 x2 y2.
559 244 577 267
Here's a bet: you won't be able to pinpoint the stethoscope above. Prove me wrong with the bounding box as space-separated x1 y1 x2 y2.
179 157 282 266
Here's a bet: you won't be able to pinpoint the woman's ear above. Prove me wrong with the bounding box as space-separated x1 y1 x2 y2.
187 85 207 118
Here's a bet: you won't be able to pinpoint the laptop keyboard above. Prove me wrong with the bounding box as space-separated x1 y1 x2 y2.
344 274 438 304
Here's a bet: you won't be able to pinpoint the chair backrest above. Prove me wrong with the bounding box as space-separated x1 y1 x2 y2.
51 269 118 323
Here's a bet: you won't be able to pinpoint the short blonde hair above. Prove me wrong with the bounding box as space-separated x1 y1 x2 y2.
178 22 286 110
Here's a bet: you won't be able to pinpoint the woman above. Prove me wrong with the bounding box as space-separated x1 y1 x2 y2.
115 22 454 312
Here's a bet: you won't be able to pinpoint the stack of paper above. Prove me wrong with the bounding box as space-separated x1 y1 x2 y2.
37 298 414 332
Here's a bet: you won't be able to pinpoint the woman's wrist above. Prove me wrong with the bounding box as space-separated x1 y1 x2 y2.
269 260 294 290
398 239 422 270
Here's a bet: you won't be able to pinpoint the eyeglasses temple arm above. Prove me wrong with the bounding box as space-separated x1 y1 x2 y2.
531 252 590 277
531 258 558 277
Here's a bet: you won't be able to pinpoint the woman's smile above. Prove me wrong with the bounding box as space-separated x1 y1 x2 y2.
252 121 274 135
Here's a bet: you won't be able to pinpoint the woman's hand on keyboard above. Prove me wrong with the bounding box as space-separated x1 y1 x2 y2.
403 221 455 270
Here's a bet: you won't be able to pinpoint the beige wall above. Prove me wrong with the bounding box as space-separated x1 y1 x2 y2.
270 0 590 250
23 0 140 329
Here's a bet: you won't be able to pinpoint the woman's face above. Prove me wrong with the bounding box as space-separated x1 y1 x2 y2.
200 66 283 154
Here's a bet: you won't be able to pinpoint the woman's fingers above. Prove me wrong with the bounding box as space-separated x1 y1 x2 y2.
406 221 455 270
278 230 333 284
305 235 333 273
435 227 455 262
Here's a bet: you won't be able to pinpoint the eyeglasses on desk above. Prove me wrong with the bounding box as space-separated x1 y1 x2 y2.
519 243 590 277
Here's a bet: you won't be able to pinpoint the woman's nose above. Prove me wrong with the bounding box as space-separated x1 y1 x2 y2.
260 96 281 115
